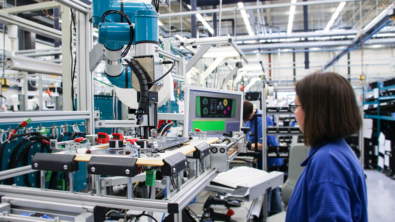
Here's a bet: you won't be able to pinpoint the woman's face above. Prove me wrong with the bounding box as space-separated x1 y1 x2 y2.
294 95 305 131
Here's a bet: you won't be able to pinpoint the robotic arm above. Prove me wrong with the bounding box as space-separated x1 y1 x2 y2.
93 0 161 127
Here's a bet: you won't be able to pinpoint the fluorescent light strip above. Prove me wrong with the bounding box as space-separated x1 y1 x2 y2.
287 0 297 34
238 2 254 36
324 2 346 32
187 5 214 34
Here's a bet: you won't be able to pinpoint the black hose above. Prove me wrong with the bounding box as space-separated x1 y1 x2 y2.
58 134 64 142
149 61 175 85
0 132 41 172
13 140 38 186
7 136 50 185
125 59 150 125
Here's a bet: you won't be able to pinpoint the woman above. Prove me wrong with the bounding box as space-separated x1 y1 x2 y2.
286 72 368 222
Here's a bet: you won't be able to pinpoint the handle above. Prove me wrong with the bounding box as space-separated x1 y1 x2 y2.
126 138 139 144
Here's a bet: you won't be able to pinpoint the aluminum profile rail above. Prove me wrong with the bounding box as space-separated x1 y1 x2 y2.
54 0 91 13
0 11 61 41
322 4 395 70
0 111 91 123
0 168 218 214
238 38 395 51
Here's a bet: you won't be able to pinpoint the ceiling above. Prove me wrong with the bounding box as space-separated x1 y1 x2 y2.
158 0 390 37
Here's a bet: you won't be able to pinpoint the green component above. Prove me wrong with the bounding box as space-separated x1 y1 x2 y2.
192 120 225 131
231 99 236 117
45 171 52 182
40 129 50 135
196 96 201 117
55 179 65 190
146 169 156 187
25 118 32 124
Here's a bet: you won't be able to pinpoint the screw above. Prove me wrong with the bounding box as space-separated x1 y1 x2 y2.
173 167 176 173
99 122 102 126
125 169 130 175
51 142 55 147
63 165 68 170
34 163 38 168
91 167 95 172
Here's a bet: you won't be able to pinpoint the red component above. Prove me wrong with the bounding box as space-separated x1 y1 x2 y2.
226 209 235 217
86 149 92 154
126 138 138 144
97 132 109 144
112 133 124 140
194 128 201 132
7 129 17 139
74 137 84 143
240 85 244 91
41 140 50 146
138 166 142 174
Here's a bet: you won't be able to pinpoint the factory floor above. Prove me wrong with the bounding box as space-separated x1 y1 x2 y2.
365 169 395 222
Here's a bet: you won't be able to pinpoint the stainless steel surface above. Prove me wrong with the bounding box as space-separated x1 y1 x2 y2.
136 43 157 57
261 81 268 221
158 113 185 121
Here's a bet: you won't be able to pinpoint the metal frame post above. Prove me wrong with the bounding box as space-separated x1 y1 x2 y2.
61 5 73 111
40 170 45 190
261 82 268 221
69 172 74 193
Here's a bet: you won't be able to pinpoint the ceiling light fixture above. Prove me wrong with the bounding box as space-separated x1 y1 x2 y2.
238 2 254 36
287 0 297 34
187 5 214 34
323 2 346 32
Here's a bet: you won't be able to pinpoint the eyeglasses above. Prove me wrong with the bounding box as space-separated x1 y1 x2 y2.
289 102 301 114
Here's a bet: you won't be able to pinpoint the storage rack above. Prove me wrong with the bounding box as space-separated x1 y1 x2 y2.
363 82 395 173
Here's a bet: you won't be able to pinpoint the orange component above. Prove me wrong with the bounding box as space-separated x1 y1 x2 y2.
74 137 84 143
46 88 51 96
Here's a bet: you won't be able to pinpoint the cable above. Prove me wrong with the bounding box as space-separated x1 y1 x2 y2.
149 61 175 85
101 10 134 57
70 9 76 111
140 214 158 222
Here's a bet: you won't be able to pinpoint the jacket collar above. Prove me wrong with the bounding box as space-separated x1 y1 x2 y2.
300 138 345 166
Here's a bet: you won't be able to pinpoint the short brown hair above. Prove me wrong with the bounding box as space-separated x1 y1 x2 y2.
295 72 362 147
243 100 254 121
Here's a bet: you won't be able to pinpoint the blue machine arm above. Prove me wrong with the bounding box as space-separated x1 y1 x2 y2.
93 0 158 87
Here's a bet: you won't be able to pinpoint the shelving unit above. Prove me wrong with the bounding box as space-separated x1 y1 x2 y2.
363 82 395 172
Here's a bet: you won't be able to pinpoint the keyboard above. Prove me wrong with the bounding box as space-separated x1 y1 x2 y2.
231 186 249 197
212 166 268 188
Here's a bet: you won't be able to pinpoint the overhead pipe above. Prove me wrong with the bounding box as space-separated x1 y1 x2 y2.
303 0 309 69
239 38 395 51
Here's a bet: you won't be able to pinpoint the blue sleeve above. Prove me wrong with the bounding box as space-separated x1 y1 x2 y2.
257 117 263 144
266 116 279 146
308 182 352 222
